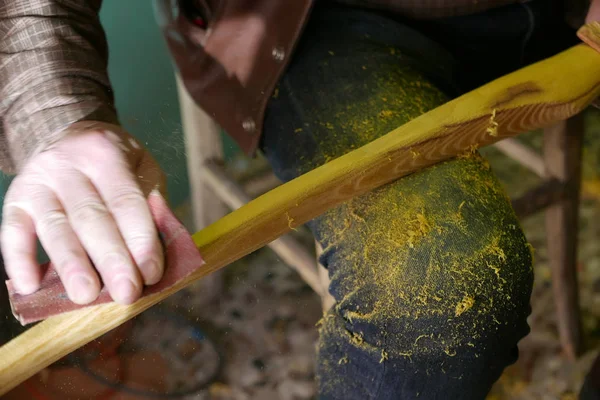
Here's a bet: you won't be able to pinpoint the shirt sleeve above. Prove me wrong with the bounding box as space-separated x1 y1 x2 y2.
0 0 118 174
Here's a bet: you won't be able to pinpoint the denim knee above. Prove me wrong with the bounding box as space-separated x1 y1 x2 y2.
312 155 534 399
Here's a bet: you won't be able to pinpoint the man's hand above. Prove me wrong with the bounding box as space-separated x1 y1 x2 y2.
1 122 167 305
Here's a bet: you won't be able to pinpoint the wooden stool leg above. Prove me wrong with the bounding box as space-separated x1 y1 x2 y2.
176 76 228 304
543 114 584 360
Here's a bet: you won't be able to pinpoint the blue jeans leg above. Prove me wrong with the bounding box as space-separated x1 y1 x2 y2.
260 4 535 399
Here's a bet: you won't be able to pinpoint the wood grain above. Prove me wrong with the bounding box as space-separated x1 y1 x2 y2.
1 44 600 394
578 21 600 54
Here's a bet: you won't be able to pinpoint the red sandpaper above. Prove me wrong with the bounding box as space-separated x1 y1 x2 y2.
6 192 205 325
578 22 600 54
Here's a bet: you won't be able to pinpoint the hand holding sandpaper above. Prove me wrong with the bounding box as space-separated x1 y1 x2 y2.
2 122 190 322
7 191 204 325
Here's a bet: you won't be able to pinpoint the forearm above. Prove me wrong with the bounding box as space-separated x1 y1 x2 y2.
0 0 118 173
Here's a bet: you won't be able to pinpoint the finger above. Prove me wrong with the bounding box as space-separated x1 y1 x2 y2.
1 202 40 295
4 185 100 304
26 189 102 305
52 172 144 305
88 154 164 287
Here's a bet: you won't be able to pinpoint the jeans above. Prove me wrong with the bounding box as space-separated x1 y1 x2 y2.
260 1 577 399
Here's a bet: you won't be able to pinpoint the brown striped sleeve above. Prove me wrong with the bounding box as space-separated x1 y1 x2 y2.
0 0 118 174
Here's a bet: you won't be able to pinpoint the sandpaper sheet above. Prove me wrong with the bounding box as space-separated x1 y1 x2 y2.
6 193 205 325
579 21 600 54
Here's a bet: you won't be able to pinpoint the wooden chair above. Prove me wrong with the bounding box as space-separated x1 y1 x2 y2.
176 78 335 312
496 117 584 361
178 77 585 361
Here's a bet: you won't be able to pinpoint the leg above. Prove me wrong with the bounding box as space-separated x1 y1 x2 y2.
543 116 584 360
176 75 228 231
176 76 227 304
261 5 533 399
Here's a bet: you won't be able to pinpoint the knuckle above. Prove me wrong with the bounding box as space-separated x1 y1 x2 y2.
54 255 87 276
81 130 107 142
109 187 145 211
125 232 158 254
1 204 26 225
3 181 22 202
84 132 125 159
36 210 70 237
97 251 132 272
0 220 24 243
0 212 31 247
69 199 110 223
31 149 73 173
52 131 127 176
6 179 43 204
62 130 109 150
0 231 26 256
19 155 80 191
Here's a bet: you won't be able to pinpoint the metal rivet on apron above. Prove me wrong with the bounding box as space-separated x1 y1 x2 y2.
272 47 285 62
242 118 256 133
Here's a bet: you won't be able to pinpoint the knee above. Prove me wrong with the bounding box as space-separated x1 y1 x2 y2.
315 155 534 360
327 230 532 361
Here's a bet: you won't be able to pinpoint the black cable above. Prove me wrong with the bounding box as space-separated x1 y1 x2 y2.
68 306 223 398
